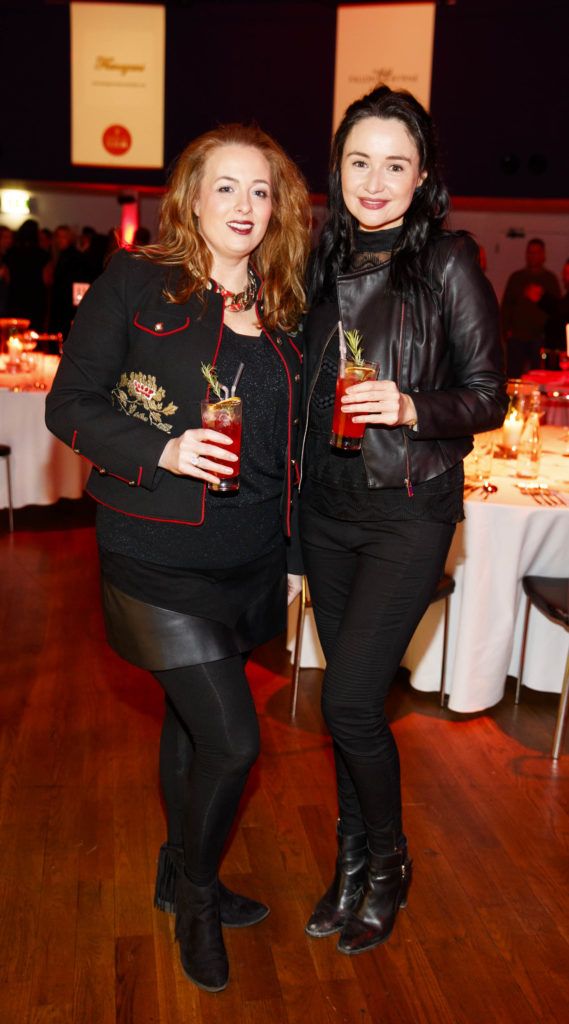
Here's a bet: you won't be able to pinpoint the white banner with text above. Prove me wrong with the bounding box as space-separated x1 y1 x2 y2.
71 2 165 168
333 3 436 131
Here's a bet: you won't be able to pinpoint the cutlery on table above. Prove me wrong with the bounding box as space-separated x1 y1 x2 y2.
517 484 566 506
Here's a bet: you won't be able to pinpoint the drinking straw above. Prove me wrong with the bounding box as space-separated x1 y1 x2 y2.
230 362 245 397
338 320 347 378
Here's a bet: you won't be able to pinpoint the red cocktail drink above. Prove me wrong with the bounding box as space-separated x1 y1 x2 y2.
330 360 379 450
201 396 242 491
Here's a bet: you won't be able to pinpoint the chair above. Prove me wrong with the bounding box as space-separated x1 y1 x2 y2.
432 574 456 707
290 575 311 719
515 576 569 759
290 573 455 719
0 444 14 532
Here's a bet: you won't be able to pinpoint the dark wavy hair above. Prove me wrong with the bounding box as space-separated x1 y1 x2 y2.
310 86 449 301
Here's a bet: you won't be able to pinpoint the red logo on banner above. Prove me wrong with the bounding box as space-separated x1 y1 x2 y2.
102 124 132 156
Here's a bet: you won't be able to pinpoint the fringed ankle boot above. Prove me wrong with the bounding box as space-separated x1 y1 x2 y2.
174 868 229 993
305 830 368 938
337 845 412 955
155 842 269 927
154 842 180 913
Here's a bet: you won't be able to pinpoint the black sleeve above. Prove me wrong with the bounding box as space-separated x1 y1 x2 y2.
45 251 169 489
409 235 508 440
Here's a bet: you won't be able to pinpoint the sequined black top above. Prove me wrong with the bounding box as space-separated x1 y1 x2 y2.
97 325 289 572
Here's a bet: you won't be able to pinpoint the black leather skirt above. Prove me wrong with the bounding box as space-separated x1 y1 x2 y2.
101 550 287 672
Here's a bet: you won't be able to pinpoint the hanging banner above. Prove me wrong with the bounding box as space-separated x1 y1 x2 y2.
71 2 165 168
333 3 436 130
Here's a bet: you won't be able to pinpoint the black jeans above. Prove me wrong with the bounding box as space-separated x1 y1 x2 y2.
301 503 455 853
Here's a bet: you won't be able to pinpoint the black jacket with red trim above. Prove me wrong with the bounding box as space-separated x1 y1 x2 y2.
45 249 303 550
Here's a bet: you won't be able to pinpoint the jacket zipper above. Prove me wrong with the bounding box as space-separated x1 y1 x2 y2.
298 322 338 489
300 299 412 496
396 301 414 497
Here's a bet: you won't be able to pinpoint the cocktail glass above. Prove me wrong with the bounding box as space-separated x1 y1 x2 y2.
330 359 379 451
200 396 242 492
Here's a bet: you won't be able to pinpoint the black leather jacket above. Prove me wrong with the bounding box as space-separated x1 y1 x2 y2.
300 233 508 491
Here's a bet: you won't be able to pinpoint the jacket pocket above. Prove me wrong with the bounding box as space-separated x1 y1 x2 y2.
133 310 190 336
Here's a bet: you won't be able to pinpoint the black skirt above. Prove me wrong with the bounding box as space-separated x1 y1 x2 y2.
100 544 287 671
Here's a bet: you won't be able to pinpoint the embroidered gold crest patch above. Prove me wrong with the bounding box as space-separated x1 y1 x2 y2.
112 372 178 433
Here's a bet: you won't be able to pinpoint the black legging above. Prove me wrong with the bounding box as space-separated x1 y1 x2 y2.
301 505 455 854
154 655 259 885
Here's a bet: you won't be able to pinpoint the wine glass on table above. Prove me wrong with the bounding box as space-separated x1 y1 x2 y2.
20 330 38 370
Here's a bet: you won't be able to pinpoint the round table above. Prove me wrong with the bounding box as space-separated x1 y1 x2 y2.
0 354 90 509
288 426 569 713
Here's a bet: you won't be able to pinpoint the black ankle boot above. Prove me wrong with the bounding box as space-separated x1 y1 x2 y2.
155 843 270 927
337 846 412 955
305 830 368 938
154 843 180 913
218 881 270 928
174 869 229 992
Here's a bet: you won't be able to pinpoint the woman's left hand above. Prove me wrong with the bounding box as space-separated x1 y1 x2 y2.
287 574 303 605
342 379 417 428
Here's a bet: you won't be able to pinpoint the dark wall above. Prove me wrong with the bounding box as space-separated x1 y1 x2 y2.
431 0 569 198
164 2 336 193
1 0 567 198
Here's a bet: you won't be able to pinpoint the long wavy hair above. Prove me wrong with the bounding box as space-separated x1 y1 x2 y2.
138 124 311 332
310 86 449 302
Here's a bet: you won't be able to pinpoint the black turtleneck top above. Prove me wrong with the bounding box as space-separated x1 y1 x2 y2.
303 226 464 524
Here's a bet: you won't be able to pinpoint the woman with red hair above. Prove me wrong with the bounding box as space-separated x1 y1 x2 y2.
47 124 310 992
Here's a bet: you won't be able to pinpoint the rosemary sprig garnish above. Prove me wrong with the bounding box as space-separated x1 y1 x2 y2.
344 329 365 366
201 363 224 400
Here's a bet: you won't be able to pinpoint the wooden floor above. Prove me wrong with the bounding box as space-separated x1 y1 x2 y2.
1 502 568 1024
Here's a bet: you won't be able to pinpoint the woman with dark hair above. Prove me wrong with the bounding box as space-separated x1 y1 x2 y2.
299 86 507 956
5 218 49 329
46 124 310 992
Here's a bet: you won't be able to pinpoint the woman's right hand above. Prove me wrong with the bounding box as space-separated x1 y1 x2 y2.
158 428 238 485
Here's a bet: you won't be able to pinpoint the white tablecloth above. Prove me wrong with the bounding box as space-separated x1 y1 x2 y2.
0 355 90 508
288 426 569 713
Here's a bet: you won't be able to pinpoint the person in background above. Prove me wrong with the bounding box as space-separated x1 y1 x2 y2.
4 218 49 329
541 257 569 354
77 225 106 282
133 225 152 246
46 225 84 337
103 227 121 266
559 258 569 339
501 238 561 377
39 227 53 253
299 85 507 958
0 225 14 316
46 123 310 993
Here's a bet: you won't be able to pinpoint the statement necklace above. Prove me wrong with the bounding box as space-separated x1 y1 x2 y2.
211 264 257 313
